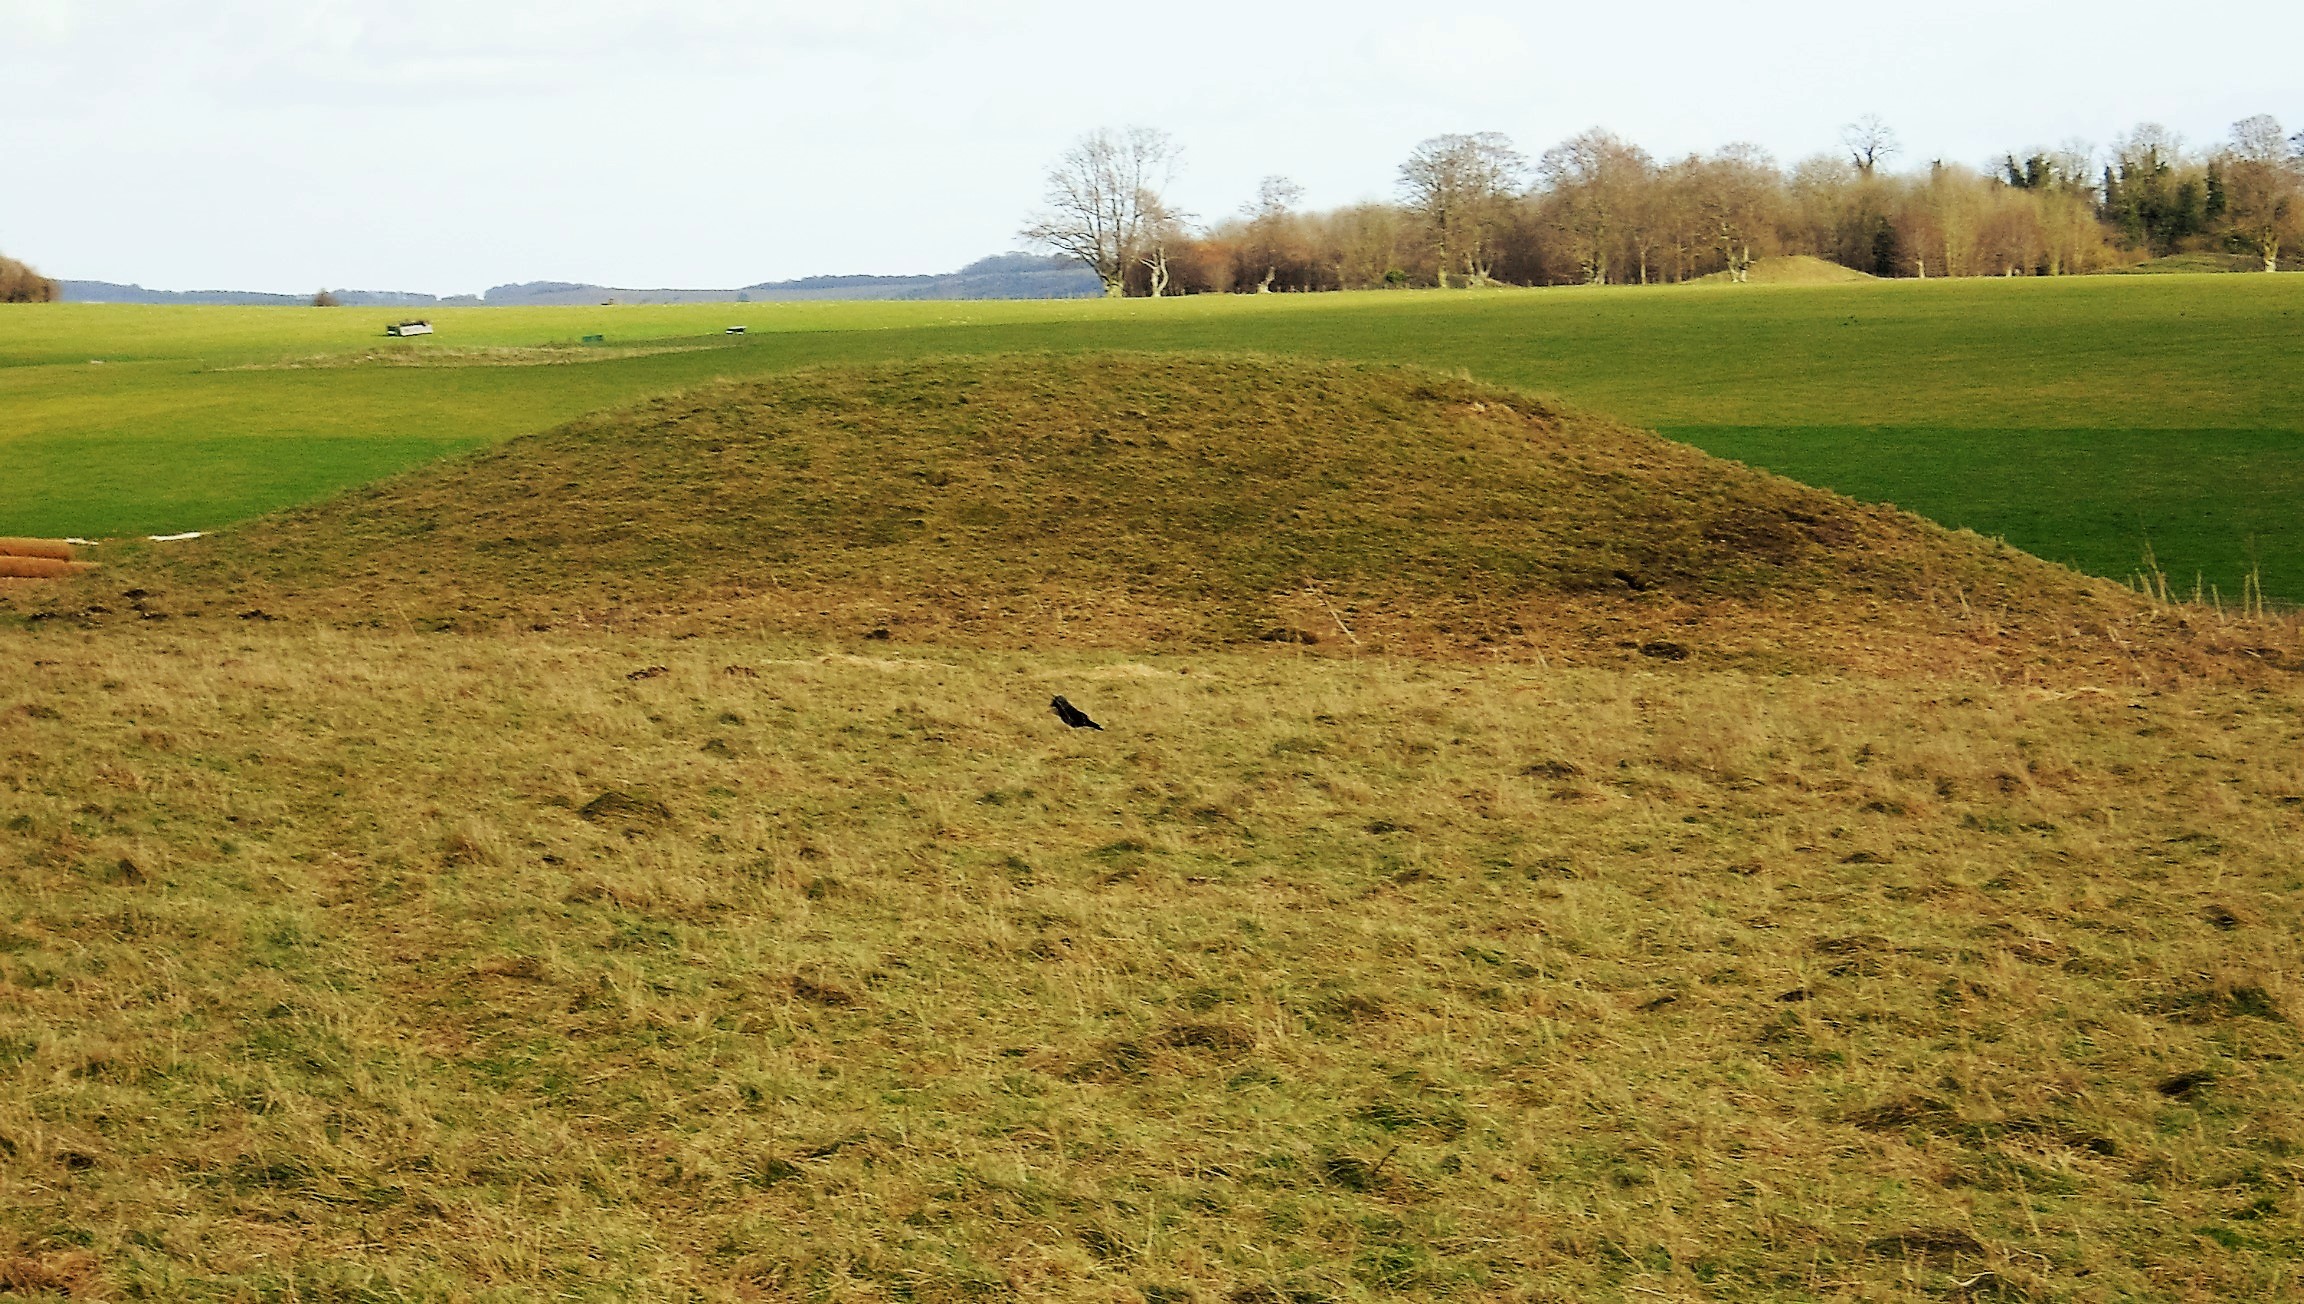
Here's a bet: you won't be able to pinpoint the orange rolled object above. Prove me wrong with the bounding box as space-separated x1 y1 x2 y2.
0 539 74 561
0 556 93 578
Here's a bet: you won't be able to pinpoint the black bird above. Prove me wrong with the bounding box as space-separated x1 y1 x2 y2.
1050 695 1103 731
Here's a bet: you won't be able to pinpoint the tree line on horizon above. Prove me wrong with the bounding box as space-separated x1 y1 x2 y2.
10 113 2297 307
1023 115 2304 296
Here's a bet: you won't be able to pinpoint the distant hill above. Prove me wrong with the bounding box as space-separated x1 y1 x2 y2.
481 254 1101 305
762 253 1103 301
57 283 480 307
56 254 1101 307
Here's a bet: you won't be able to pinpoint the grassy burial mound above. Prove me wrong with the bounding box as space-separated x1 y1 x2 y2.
74 353 2180 672
1693 255 1877 286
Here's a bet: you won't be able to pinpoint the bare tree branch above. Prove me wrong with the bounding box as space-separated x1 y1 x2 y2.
1398 133 1525 288
1021 127 1181 298
1843 115 1900 176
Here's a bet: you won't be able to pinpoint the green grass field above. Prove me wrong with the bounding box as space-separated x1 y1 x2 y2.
4 273 2301 599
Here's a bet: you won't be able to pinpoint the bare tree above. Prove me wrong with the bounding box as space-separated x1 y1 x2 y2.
1022 127 1181 298
1242 175 1305 292
2221 114 2300 271
1843 115 1900 177
2049 139 2097 191
1138 193 1191 297
1694 144 1781 282
2230 113 2287 163
1539 129 1654 284
1398 132 1526 288
1319 202 1412 289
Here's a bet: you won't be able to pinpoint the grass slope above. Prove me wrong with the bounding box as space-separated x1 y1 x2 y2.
67 354 2173 675
3 629 2301 1300
3 273 2301 599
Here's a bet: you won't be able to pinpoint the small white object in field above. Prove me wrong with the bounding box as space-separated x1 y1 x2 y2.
147 531 204 542
65 538 99 546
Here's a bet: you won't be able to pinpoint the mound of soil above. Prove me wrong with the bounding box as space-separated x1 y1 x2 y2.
37 353 2221 671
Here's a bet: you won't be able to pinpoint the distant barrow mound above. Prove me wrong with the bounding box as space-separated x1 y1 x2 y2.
1692 255 1877 285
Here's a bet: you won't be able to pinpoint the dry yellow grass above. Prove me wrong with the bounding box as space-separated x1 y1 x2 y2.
3 623 2302 1301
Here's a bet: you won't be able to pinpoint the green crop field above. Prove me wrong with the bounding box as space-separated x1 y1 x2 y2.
3 272 2301 599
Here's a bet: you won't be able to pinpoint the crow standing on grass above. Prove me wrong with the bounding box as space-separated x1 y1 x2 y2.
1050 696 1103 731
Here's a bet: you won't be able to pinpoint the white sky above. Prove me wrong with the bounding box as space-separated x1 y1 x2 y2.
2 0 2293 294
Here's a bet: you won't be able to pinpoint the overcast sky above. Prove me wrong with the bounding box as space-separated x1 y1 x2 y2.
3 0 2293 295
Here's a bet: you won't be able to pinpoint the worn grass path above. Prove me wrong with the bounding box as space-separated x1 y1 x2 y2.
3 274 2300 596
